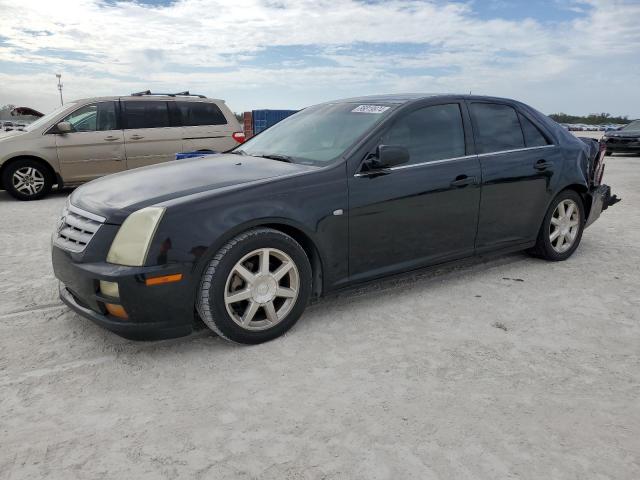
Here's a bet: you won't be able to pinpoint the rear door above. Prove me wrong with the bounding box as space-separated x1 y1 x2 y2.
121 100 184 169
348 102 481 281
55 101 126 183
175 101 237 152
468 101 560 251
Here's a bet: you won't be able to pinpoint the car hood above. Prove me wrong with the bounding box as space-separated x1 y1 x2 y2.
70 154 315 224
606 130 640 138
0 129 29 141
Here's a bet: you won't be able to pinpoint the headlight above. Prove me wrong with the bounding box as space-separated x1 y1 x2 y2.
106 207 165 266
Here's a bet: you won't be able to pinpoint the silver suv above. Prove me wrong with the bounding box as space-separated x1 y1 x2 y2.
0 91 244 200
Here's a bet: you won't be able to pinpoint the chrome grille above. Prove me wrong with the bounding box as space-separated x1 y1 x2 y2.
54 204 105 253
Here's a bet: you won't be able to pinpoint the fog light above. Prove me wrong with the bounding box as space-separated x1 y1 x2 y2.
105 303 128 319
99 280 119 298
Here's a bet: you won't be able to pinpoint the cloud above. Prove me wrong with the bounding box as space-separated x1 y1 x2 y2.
0 0 638 116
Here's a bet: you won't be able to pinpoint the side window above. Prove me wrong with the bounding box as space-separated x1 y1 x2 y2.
62 104 97 132
123 101 170 129
61 102 118 132
470 103 525 154
176 101 227 126
518 112 549 147
381 104 466 164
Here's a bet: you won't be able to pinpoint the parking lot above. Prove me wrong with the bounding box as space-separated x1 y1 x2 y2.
1 153 639 479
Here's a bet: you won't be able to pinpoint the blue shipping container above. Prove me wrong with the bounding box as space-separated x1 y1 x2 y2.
252 109 298 134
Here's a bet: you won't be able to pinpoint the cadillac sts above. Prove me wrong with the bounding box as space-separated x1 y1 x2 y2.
52 94 618 344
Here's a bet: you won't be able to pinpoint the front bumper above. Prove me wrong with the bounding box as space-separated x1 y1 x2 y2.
604 137 640 153
585 184 620 228
52 246 195 340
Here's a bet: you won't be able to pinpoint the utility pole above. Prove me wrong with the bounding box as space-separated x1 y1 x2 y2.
56 73 64 105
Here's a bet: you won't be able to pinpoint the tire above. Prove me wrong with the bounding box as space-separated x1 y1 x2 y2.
529 190 585 261
605 151 613 156
2 159 52 200
197 228 312 344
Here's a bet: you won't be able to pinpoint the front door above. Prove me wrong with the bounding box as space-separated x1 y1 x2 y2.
348 103 481 281
468 102 560 251
55 101 126 183
121 100 185 169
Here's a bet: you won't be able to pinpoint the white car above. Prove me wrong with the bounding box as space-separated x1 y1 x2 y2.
0 91 244 200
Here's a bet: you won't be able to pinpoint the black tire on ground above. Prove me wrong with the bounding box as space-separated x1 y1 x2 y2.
197 227 312 344
605 151 613 156
528 189 585 261
2 158 53 200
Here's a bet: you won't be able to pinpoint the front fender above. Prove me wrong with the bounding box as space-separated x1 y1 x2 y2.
146 165 349 294
0 133 60 174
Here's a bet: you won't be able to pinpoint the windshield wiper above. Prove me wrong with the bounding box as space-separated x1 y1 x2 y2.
257 153 294 163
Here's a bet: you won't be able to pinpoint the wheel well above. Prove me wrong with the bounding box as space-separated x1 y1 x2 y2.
262 223 324 299
0 156 58 190
563 184 592 218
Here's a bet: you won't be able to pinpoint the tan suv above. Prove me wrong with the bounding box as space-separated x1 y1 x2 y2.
0 91 244 200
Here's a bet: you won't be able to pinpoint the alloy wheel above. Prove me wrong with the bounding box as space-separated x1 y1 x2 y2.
224 248 300 331
549 199 580 253
12 166 45 196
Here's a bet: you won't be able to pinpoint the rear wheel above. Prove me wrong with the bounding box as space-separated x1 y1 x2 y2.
529 190 584 261
197 228 312 344
2 159 52 200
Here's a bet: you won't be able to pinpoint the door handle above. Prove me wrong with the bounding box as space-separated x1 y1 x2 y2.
130 134 144 140
534 159 550 171
104 136 119 141
450 175 477 187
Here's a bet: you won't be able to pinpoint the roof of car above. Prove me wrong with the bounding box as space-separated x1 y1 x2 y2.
70 95 225 103
328 93 518 105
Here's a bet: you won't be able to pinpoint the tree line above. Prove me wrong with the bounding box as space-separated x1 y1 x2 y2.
549 112 632 125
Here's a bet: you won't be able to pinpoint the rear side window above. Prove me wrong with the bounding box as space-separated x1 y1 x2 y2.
123 101 170 129
470 103 524 154
62 102 118 132
175 101 227 126
518 113 549 147
381 103 466 164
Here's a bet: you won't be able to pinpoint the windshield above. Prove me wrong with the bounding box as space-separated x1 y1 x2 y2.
235 103 396 165
621 120 640 131
24 103 76 132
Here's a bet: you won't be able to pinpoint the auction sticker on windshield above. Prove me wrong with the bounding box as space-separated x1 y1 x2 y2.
351 105 390 114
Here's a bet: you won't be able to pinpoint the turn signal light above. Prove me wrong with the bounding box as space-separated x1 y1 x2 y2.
105 303 128 319
145 273 183 286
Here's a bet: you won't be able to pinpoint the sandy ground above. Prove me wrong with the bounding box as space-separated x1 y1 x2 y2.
1 152 639 480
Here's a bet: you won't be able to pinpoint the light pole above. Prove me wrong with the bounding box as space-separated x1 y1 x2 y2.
56 73 64 105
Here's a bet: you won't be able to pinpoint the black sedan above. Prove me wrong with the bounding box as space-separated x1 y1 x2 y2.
52 94 618 344
603 120 640 155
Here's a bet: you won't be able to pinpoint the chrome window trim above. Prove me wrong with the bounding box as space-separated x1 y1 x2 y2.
390 154 474 171
475 144 555 158
354 144 556 177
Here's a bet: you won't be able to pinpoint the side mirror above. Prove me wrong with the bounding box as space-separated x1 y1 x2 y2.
374 144 410 169
56 121 72 133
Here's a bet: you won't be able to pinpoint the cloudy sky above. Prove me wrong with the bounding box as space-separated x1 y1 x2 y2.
0 0 638 117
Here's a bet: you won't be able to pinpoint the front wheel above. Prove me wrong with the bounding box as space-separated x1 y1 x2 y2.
2 159 52 200
529 190 584 261
197 228 312 344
